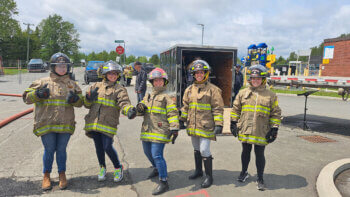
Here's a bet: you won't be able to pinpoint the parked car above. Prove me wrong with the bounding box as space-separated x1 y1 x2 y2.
27 59 46 72
84 61 104 84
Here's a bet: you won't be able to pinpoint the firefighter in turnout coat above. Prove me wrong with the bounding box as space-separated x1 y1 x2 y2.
230 64 282 191
23 52 83 190
84 60 136 183
180 60 224 188
136 68 179 195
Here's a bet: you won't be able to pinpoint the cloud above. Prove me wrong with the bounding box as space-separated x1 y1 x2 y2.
14 0 350 59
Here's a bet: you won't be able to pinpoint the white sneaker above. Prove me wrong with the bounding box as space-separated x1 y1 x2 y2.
98 167 106 181
114 165 123 182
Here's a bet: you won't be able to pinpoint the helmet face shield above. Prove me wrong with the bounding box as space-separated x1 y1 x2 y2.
50 53 71 75
190 60 210 74
102 61 123 76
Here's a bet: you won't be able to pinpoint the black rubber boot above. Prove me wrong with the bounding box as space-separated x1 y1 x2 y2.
189 150 203 179
201 156 213 188
152 180 169 195
147 168 159 179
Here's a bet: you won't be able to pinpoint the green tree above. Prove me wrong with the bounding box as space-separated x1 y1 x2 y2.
149 54 159 65
126 55 136 64
287 51 297 62
38 14 80 60
0 0 20 40
137 56 148 63
87 52 97 61
275 56 287 65
310 43 324 57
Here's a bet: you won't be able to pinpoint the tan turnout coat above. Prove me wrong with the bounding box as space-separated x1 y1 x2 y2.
180 82 224 140
23 73 83 136
231 85 282 145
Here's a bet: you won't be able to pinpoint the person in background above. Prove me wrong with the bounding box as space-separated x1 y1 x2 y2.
233 64 244 101
134 61 147 102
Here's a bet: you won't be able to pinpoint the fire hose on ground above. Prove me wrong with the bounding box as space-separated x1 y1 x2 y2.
0 93 33 128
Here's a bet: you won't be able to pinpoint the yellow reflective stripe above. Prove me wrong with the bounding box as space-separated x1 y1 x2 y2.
141 132 171 142
85 123 117 135
166 105 177 113
238 134 268 145
146 106 166 114
187 128 215 138
270 118 281 125
25 88 35 92
95 97 116 106
84 96 92 106
189 102 211 110
141 100 145 104
231 112 240 118
272 100 279 108
242 105 270 115
28 91 40 103
36 99 69 106
168 115 179 123
181 111 188 118
214 115 223 121
34 125 74 136
123 105 133 116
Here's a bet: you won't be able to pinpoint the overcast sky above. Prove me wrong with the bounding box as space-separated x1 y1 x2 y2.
15 0 350 58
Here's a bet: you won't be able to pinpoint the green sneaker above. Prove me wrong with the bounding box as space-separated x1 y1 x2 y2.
98 167 106 181
114 165 123 182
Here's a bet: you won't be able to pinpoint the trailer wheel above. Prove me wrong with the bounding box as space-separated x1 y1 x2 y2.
342 89 349 101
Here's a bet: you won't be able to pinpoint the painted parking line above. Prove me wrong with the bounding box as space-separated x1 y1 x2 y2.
175 189 210 197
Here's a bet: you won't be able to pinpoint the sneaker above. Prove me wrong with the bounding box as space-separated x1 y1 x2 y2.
114 165 123 182
256 179 265 191
237 171 249 182
98 167 106 181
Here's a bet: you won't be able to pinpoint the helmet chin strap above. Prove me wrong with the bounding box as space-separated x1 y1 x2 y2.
194 71 209 84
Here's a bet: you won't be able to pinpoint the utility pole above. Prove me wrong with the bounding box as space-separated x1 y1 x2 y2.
197 24 204 45
23 23 34 64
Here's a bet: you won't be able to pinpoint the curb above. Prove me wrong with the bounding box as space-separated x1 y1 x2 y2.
316 158 350 197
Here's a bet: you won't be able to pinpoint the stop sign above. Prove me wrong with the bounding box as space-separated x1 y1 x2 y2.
116 46 124 55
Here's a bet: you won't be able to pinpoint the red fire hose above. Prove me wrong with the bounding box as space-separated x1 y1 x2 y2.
0 93 33 128
0 93 22 97
0 108 34 128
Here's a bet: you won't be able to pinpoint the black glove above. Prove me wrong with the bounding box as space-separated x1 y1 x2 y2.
86 87 99 102
168 129 178 144
214 125 223 134
266 128 278 143
136 102 147 113
127 107 137 119
230 121 238 137
35 83 50 99
67 91 80 104
179 120 186 130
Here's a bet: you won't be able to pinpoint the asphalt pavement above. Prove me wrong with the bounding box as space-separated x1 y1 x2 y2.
0 68 350 197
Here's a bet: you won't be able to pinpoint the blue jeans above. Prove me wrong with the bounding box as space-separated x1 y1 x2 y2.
91 132 121 169
142 141 167 180
137 91 146 103
41 132 71 173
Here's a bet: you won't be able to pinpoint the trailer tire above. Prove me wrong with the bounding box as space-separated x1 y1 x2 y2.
342 89 349 101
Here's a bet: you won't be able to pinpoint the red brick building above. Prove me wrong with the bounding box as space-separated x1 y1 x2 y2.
322 35 350 77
